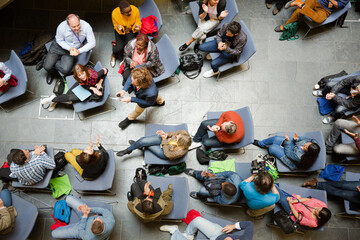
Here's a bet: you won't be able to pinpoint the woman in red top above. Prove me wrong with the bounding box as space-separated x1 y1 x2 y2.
41 64 108 111
277 188 332 229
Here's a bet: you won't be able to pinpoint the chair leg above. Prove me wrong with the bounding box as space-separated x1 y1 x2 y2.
157 74 181 89
335 212 360 219
302 28 311 40
78 196 119 204
75 189 117 196
16 190 53 210
216 72 221 81
77 101 116 120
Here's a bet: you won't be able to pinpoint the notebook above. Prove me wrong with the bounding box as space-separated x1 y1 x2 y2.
72 85 92 101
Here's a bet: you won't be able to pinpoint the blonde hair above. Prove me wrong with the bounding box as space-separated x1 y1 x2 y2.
131 67 152 88
178 132 192 149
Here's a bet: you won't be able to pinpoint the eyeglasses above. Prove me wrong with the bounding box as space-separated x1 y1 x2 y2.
121 9 132 16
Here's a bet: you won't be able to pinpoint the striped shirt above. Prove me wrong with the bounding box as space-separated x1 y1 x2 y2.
9 152 55 185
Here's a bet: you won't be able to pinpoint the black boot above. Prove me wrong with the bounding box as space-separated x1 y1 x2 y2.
116 148 132 157
179 43 190 51
46 73 54 85
118 117 133 130
194 43 200 53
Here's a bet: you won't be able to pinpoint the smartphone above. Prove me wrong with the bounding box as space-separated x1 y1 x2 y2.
75 173 85 182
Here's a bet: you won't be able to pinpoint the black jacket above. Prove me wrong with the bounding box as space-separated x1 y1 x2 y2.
198 0 226 21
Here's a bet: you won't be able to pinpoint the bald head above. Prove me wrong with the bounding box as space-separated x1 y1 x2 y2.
66 14 81 33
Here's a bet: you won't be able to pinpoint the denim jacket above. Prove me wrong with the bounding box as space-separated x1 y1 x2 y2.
282 136 313 170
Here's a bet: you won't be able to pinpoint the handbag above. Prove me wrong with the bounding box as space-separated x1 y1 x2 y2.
279 22 299 41
53 79 65 96
180 53 203 79
274 210 302 234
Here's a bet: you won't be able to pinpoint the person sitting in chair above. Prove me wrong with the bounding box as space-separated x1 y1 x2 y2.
313 74 360 124
192 110 244 148
127 180 173 222
65 135 109 180
52 195 115 239
198 21 247 78
116 129 192 160
239 172 280 217
41 64 108 112
185 168 242 205
253 133 320 170
0 187 16 234
4 146 55 186
0 62 17 96
275 0 350 32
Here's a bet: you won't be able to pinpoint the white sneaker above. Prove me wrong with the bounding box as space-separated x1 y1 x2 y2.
203 69 220 78
313 84 320 90
312 90 323 97
205 53 212 60
48 102 57 112
160 225 178 234
322 116 334 124
41 94 56 105
182 232 194 240
189 141 202 150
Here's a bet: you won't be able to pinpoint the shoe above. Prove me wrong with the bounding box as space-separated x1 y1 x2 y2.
272 6 279 15
253 139 261 147
205 53 212 60
155 101 165 107
184 168 195 177
110 54 116 68
266 3 272 9
312 90 323 97
322 116 334 124
129 140 135 145
313 84 320 90
41 94 56 105
160 225 179 234
36 54 46 71
46 73 54 85
48 102 57 112
118 118 133 130
285 0 304 9
179 43 190 52
188 141 202 150
302 178 317 188
194 43 200 53
190 191 200 200
274 25 283 32
203 69 220 78
182 233 195 240
116 148 132 157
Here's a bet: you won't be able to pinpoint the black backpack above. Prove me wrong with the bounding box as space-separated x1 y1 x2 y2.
180 53 203 79
52 152 68 177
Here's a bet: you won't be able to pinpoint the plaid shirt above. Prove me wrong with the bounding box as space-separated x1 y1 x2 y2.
9 151 55 185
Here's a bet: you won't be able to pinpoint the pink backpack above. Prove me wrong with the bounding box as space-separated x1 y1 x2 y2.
140 15 158 38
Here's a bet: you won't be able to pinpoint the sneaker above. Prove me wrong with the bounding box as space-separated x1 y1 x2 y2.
188 141 202 150
110 54 116 68
252 139 261 147
190 191 200 200
274 25 284 32
302 178 317 188
182 233 195 240
313 84 320 90
184 168 195 177
285 0 304 9
205 53 212 60
48 102 57 112
266 3 272 9
118 118 133 130
322 116 334 124
179 43 190 52
325 145 333 154
116 149 131 157
41 94 56 105
272 6 280 15
203 69 220 78
160 225 179 234
128 140 135 145
312 90 323 97
155 101 165 107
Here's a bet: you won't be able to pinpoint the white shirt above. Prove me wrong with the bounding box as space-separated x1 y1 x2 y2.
0 62 12 82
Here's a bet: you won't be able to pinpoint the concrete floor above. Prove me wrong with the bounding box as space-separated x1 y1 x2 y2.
0 0 360 239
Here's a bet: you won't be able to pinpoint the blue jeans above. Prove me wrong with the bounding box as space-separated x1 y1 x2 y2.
275 185 292 214
191 170 212 198
128 135 166 159
193 119 228 148
317 181 360 205
0 189 12 207
198 40 235 72
171 217 223 240
258 136 297 170
52 195 86 239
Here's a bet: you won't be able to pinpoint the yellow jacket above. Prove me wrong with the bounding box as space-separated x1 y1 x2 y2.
112 5 142 35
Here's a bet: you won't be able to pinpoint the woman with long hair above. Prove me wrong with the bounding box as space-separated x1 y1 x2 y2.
40 64 108 111
253 133 320 170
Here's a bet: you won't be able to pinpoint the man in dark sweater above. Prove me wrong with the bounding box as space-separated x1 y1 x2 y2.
198 21 247 78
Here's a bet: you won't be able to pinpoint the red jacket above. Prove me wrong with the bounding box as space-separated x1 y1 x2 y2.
215 111 245 143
